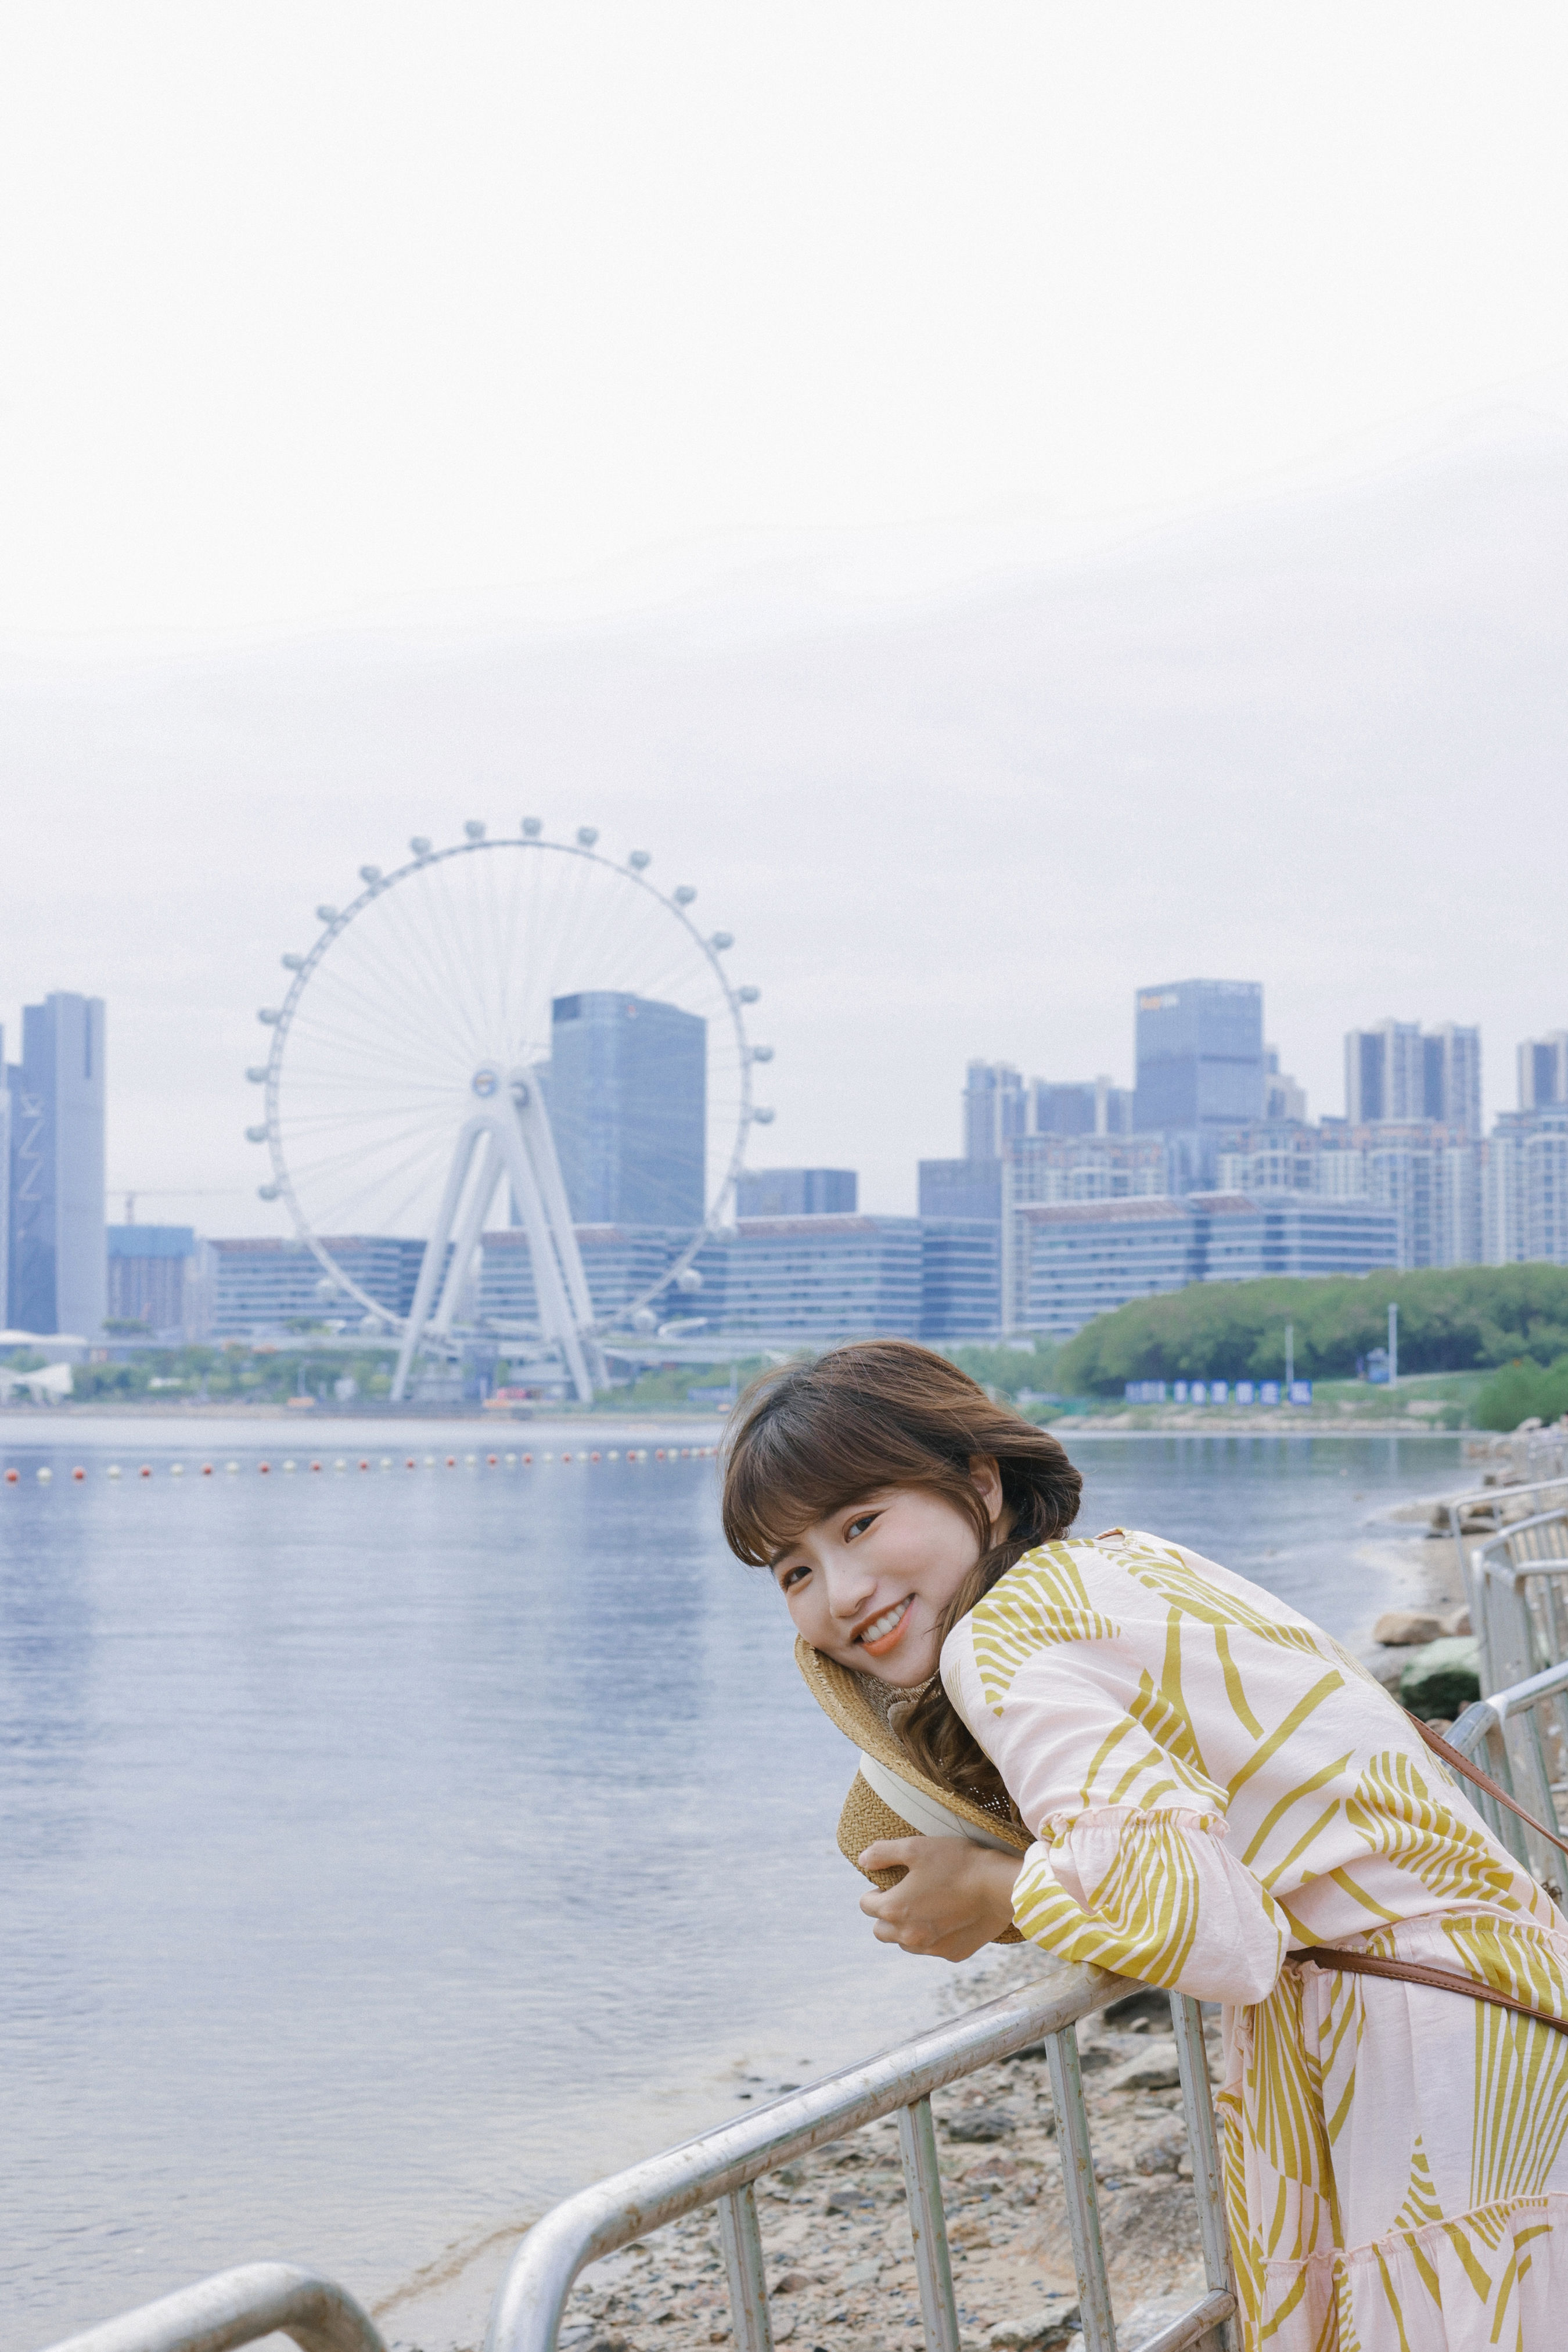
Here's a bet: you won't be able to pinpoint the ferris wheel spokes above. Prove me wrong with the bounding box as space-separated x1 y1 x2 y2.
251 826 763 1405
390 1064 598 1405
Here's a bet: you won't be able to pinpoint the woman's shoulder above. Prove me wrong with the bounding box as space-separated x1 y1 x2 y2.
943 1525 1317 1678
940 1530 1131 1688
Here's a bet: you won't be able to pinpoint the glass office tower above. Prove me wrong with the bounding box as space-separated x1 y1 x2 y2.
1132 978 1264 1187
7 992 107 1335
548 992 706 1228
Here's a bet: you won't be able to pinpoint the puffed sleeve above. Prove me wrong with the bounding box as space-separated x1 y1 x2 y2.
943 1603 1289 2006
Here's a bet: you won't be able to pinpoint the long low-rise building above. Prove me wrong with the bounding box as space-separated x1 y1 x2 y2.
1013 1191 1400 1337
206 1235 430 1336
480 1214 1002 1343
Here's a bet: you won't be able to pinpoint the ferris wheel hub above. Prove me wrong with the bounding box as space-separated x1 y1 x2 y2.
471 1064 502 1099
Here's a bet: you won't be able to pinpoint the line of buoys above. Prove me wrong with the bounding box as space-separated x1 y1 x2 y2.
2 1444 720 1484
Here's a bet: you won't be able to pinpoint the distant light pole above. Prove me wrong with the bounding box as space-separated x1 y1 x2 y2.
1388 1301 1398 1390
1285 1320 1294 1390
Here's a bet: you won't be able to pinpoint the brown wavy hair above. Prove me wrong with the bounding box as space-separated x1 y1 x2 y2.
721 1340 1082 1815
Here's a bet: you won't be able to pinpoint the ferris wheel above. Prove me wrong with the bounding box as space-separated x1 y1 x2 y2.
243 819 772 1401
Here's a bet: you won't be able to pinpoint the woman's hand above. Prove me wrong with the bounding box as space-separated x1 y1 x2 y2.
857 1836 1024 1962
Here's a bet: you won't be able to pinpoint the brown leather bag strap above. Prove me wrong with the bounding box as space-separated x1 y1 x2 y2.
1407 1710 1568 1862
1289 1944 1568 2039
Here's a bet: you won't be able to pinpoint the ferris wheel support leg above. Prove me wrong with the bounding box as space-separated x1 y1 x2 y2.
391 1120 486 1402
429 1130 506 1339
491 1105 595 1405
514 1081 597 1337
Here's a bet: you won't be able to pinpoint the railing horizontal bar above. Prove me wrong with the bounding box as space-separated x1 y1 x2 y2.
483 1965 1129 2352
1130 2291 1238 2352
1462 1659 1568 1725
38 2263 387 2352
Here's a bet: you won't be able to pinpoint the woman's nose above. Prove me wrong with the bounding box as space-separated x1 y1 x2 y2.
822 1557 879 1621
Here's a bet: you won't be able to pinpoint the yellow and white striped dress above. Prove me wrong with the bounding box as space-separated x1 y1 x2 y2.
940 1529 1568 2352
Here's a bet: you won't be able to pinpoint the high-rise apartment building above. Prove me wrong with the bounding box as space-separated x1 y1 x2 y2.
999 1131 1167 1328
1132 979 1265 1185
1263 1048 1307 1123
1344 1020 1481 1134
1484 1110 1568 1267
547 992 706 1228
1519 1034 1568 1112
6 992 106 1336
962 1062 1029 1160
1032 1077 1135 1137
735 1167 857 1217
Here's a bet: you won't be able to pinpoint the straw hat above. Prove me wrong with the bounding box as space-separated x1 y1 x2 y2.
795 1637 1030 1940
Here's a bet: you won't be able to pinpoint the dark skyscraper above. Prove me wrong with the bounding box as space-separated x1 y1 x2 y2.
1133 978 1264 1184
7 991 107 1335
548 991 706 1227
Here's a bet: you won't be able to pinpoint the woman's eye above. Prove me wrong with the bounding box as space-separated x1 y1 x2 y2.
845 1513 878 1540
781 1563 809 1590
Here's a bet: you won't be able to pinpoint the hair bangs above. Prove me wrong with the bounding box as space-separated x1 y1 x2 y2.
721 1364 963 1566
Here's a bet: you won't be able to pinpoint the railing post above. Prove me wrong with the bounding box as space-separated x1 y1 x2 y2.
897 2097 960 2352
1045 2027 1116 2352
717 2184 774 2352
1484 1720 1534 1869
1170 1997 1235 2352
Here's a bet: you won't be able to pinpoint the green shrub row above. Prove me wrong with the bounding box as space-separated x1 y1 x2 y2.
1055 1265 1568 1396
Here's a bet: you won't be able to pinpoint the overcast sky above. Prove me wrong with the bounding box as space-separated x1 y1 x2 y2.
1 6 1566 1227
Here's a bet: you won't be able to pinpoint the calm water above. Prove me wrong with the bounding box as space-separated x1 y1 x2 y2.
1 1418 1461 2350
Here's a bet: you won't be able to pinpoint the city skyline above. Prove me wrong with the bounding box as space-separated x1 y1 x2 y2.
25 950 1568 1354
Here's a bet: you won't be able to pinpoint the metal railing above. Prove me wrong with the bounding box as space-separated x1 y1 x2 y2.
36 1968 1234 2352
1429 1477 1568 1662
37 2263 386 2352
1448 1659 1568 1891
1461 1430 1568 1486
481 1961 1235 2352
35 1968 1236 2352
1470 1508 1568 1695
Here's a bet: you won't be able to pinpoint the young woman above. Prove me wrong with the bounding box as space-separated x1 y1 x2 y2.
722 1339 1568 2352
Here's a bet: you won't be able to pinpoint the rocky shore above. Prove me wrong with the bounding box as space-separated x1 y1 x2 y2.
553 1951 1224 2352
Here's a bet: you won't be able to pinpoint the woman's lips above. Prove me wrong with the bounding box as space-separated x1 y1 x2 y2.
857 1596 913 1656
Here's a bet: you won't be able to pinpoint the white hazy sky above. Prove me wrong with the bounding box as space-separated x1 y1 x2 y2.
2 6 1567 1231
3 3 1568 643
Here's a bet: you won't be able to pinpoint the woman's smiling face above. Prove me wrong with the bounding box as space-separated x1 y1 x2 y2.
770 1463 1005 1687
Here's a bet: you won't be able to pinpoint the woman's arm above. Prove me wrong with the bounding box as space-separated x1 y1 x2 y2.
855 1836 1023 1961
943 1586 1290 2004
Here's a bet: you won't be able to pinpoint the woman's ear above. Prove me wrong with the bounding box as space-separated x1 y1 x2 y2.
968 1454 1006 1533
